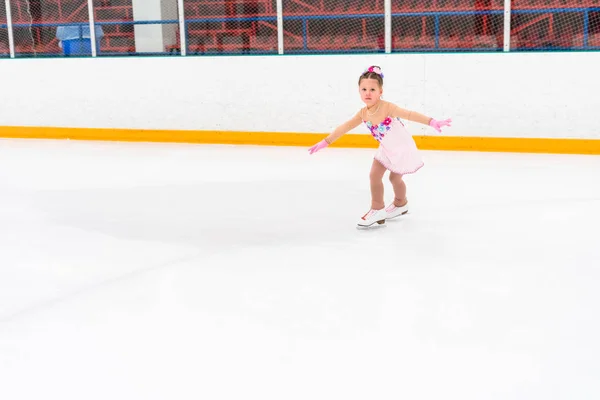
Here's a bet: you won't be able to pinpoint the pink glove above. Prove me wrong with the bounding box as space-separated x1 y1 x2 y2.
308 139 329 155
429 118 452 133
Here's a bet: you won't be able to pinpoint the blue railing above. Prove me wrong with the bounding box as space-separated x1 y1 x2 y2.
0 6 599 57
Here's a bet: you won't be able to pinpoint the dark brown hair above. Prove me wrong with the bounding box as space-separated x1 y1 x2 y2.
358 65 384 87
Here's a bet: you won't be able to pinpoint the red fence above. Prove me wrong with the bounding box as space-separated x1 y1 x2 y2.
1 0 598 56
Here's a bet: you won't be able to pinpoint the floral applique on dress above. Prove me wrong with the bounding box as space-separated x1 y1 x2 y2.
365 117 396 142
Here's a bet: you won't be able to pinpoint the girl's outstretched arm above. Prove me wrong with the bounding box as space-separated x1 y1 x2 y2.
389 103 452 133
325 111 363 144
389 103 432 125
308 111 362 154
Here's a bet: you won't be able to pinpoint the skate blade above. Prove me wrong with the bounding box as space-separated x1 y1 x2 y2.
385 210 409 221
356 220 386 230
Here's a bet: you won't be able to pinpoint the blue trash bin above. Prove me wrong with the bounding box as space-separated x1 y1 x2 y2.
57 25 103 56
62 38 102 56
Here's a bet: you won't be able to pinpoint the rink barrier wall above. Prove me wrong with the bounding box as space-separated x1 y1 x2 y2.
1 52 600 154
2 126 600 154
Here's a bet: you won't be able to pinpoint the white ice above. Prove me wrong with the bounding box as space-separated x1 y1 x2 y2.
0 138 599 400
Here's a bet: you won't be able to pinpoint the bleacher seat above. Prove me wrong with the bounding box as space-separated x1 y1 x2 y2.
513 0 600 9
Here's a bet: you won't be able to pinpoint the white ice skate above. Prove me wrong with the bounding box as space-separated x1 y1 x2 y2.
385 201 409 220
357 208 387 228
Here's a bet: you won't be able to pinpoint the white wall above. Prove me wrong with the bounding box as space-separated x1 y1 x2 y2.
131 0 179 53
0 52 598 139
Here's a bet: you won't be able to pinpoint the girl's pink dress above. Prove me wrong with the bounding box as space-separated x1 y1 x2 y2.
364 116 424 175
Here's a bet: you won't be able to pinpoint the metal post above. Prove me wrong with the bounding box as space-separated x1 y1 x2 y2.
384 0 391 53
177 0 186 55
276 0 283 54
302 19 307 50
435 15 440 49
87 0 97 56
5 0 15 58
584 9 589 48
503 0 512 51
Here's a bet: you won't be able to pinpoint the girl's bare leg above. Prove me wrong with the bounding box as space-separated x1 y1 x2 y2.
389 172 408 207
369 159 387 209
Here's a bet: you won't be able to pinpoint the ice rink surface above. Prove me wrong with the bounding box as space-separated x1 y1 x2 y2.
1 138 599 400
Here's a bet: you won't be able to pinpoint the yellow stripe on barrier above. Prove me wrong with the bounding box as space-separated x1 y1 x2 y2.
1 126 600 155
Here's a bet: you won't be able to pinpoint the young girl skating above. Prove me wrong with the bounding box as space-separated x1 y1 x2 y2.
308 65 451 228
